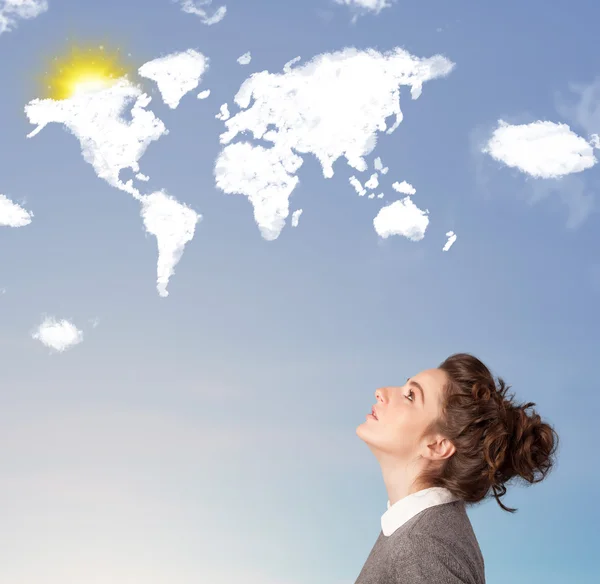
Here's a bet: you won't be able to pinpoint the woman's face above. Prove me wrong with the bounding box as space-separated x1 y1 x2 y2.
356 368 449 463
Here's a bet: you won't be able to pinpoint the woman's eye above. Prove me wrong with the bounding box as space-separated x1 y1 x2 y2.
405 390 414 402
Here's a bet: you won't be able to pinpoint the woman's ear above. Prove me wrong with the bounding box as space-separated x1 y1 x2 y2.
425 436 455 461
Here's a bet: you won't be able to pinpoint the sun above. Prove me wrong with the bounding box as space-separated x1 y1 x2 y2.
42 44 133 100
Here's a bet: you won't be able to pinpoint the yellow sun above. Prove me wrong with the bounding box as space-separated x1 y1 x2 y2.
42 44 133 100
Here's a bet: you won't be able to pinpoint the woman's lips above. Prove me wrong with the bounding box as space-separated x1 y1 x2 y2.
367 407 378 420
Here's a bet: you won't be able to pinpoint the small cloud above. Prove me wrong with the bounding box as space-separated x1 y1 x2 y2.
555 77 600 139
392 180 416 195
0 0 48 35
443 230 457 252
527 173 595 230
290 208 302 227
349 175 366 197
364 172 379 189
482 120 596 179
178 0 226 25
283 56 301 73
373 156 388 174
373 197 429 241
138 49 209 109
237 52 251 65
215 102 230 120
197 89 210 99
0 193 33 226
32 316 83 353
88 317 100 328
334 0 393 18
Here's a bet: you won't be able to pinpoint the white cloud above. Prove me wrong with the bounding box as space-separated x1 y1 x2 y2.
527 173 595 230
32 317 83 353
373 197 429 241
0 0 47 35
556 77 600 139
237 51 251 65
25 76 200 297
138 49 209 109
349 175 366 196
215 47 454 240
140 190 201 297
392 180 416 195
334 0 393 16
215 141 302 240
290 208 303 227
0 193 33 226
373 156 388 174
443 230 457 252
197 89 210 99
364 172 379 189
25 79 167 197
178 0 226 25
482 119 596 179
215 102 230 120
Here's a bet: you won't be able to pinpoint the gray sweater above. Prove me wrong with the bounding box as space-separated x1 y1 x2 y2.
355 499 485 583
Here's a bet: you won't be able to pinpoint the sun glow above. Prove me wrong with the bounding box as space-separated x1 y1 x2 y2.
43 45 132 100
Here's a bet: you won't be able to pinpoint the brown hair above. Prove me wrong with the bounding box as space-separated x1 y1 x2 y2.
418 353 559 513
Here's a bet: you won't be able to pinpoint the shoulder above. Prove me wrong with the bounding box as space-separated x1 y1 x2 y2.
393 521 485 583
392 533 472 582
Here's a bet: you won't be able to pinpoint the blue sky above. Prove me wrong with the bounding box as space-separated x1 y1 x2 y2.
0 0 598 583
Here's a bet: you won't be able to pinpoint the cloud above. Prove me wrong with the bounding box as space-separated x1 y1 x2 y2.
237 51 251 65
373 197 429 241
0 0 47 35
527 173 595 230
482 120 596 179
215 102 230 120
25 79 168 197
138 49 209 109
178 0 226 25
364 172 379 189
24 75 201 297
392 180 416 195
555 77 600 139
0 193 33 226
349 175 366 196
373 156 388 174
215 47 454 241
443 230 457 252
290 208 302 227
140 190 201 298
32 316 83 352
334 0 393 16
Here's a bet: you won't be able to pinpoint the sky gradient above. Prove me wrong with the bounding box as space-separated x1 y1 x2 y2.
0 1 598 583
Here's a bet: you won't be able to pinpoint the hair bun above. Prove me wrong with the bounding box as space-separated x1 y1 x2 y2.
502 401 556 485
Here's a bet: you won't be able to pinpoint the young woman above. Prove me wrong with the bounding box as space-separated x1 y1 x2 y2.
354 353 559 584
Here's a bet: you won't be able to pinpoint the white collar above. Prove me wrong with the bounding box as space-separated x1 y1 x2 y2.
381 487 460 536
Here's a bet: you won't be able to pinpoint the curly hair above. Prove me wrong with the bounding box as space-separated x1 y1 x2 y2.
417 353 560 513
